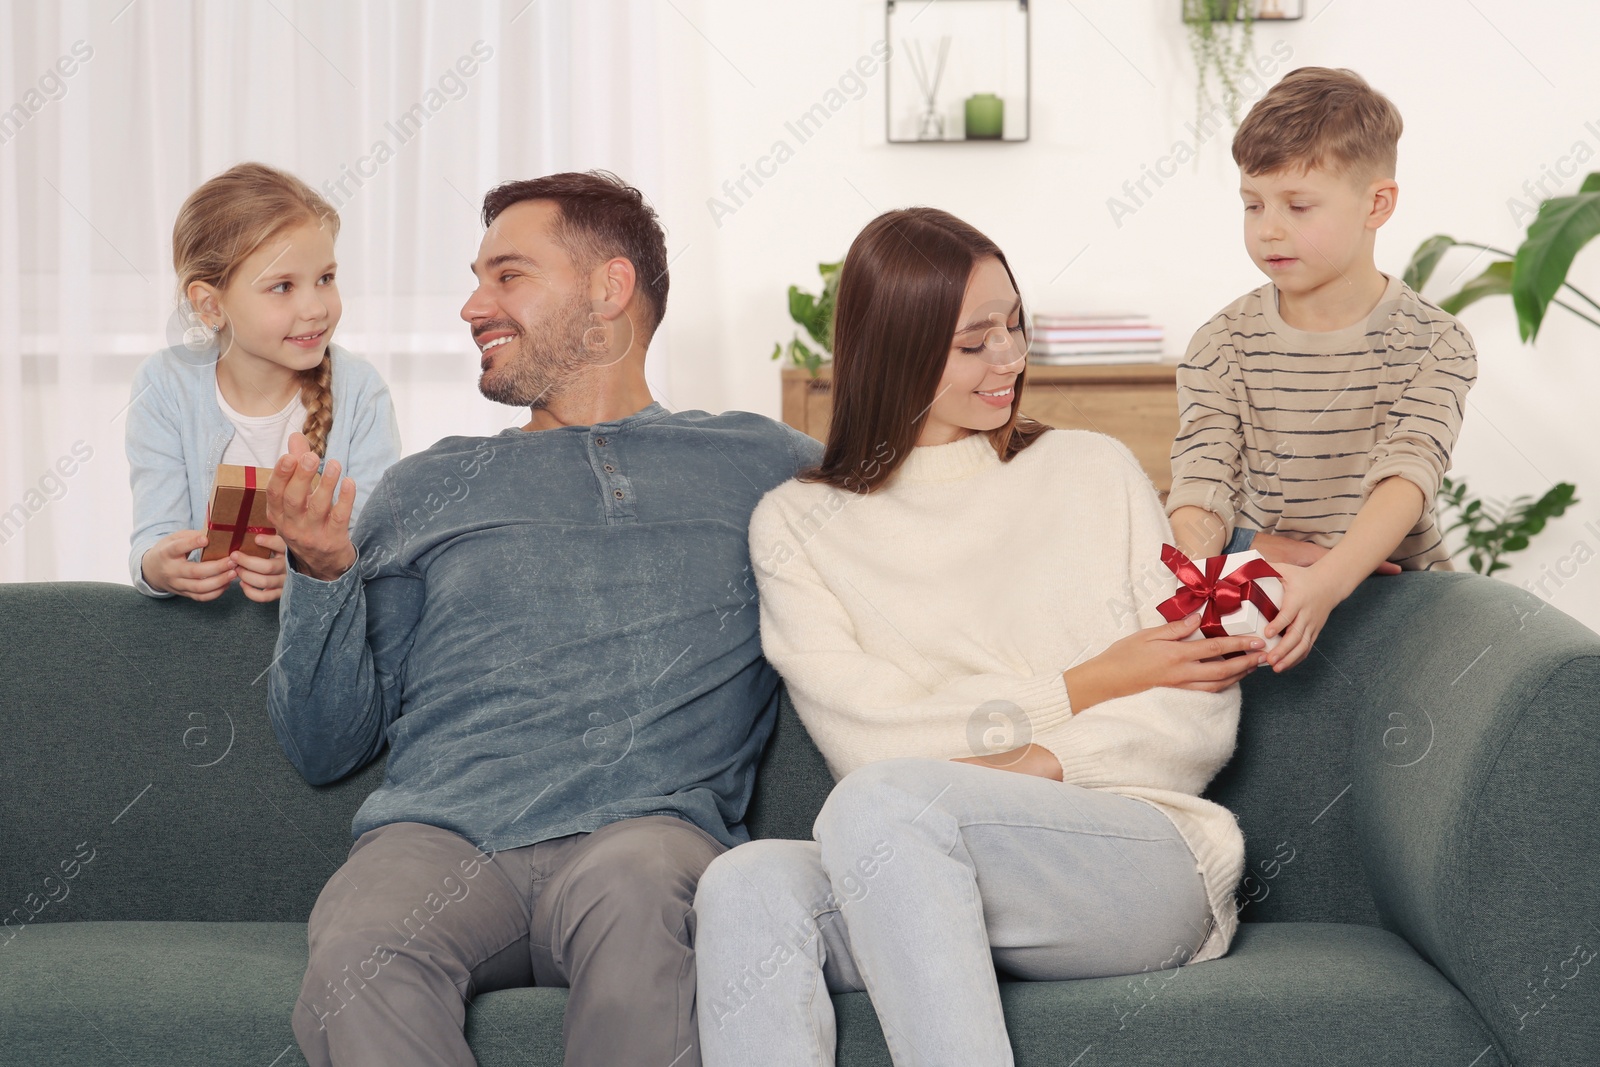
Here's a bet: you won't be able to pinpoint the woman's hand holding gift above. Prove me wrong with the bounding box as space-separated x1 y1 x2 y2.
1064 612 1268 715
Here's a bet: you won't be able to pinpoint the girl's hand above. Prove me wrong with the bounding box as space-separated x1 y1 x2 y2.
141 529 237 601
1262 562 1344 673
230 533 288 603
1065 612 1267 712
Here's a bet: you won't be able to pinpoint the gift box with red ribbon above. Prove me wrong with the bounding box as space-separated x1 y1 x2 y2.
200 464 277 562
1155 544 1284 652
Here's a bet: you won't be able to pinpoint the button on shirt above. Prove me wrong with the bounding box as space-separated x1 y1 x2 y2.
268 402 823 851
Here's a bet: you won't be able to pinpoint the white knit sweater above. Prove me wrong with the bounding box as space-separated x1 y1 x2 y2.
748 427 1246 964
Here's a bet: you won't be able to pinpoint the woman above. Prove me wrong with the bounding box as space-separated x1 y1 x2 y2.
692 208 1264 1066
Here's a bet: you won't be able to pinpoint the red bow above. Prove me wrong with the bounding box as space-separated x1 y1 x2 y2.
1155 544 1281 638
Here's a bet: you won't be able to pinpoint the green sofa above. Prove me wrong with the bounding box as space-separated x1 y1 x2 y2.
2 571 1596 1065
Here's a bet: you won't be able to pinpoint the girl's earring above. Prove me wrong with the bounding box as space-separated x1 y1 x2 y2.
180 312 221 352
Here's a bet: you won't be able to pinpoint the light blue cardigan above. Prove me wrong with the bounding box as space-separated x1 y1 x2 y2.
125 343 402 597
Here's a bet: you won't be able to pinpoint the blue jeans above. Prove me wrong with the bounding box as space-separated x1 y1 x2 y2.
692 758 1212 1067
1223 526 1257 554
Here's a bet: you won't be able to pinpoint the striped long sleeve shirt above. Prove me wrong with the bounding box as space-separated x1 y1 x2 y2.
1166 272 1477 570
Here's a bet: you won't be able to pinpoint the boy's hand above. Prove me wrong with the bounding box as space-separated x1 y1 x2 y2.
1261 561 1346 672
230 533 288 603
1254 531 1401 575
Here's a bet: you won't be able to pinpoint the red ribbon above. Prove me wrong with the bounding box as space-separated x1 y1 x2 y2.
210 466 274 554
1155 543 1281 638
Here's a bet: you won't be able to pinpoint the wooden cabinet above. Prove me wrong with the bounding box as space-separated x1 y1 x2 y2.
781 362 1181 493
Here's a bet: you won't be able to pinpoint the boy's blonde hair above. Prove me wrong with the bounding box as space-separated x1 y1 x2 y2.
173 162 341 457
1233 67 1402 183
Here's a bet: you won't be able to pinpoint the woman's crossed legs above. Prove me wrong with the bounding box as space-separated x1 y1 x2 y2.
693 757 1212 1067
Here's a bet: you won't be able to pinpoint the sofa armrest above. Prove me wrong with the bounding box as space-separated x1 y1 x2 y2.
1345 572 1599 1065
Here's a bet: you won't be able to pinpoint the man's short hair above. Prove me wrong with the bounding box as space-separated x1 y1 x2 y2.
1233 67 1403 183
482 170 669 334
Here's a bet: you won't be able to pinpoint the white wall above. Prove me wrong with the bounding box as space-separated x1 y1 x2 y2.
653 0 1600 635
6 0 1595 636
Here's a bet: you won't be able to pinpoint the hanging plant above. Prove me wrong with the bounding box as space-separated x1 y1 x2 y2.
1182 0 1256 131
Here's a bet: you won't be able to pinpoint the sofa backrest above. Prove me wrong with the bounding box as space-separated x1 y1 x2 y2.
0 572 1567 930
2 584 382 926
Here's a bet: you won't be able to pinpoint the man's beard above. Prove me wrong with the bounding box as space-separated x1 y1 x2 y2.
477 291 601 409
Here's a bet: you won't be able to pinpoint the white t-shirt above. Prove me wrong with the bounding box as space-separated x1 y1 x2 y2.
217 381 308 467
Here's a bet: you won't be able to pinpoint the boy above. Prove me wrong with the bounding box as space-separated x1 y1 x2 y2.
1166 67 1477 673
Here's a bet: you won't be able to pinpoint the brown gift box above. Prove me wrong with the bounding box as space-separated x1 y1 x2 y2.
201 464 278 561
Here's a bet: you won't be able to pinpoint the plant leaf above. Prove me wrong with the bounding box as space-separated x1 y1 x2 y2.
789 285 819 331
1513 186 1600 342
1440 260 1514 317
1534 481 1579 513
1404 235 1457 291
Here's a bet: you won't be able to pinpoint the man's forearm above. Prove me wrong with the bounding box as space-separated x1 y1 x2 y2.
267 563 387 785
1317 477 1425 596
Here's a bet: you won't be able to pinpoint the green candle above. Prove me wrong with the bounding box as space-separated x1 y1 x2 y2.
965 93 1004 140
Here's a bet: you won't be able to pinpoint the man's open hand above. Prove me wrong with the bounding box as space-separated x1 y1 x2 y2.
265 432 358 582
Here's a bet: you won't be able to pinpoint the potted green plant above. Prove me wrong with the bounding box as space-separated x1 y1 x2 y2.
1404 172 1600 340
1438 477 1578 576
1182 0 1256 130
770 260 841 378
1404 171 1594 577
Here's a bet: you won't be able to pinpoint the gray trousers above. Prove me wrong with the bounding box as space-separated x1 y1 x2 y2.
291 814 726 1067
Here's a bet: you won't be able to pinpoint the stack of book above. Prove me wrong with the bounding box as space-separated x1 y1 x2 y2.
1028 312 1165 365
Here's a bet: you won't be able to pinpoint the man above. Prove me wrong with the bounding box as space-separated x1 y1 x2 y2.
267 170 822 1067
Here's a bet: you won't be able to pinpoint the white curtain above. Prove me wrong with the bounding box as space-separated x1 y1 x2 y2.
0 0 665 583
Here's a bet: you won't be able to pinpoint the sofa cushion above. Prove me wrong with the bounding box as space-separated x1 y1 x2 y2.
985 922 1503 1067
0 921 1500 1066
2 921 322 1067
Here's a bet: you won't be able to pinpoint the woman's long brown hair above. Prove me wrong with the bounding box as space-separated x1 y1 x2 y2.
799 207 1048 493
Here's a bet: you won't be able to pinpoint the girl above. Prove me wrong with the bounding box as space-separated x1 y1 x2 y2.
693 208 1263 1066
126 162 401 602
